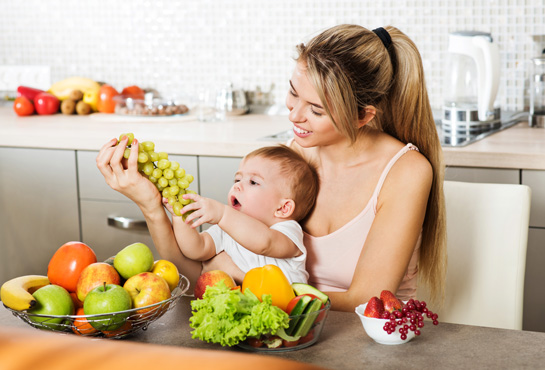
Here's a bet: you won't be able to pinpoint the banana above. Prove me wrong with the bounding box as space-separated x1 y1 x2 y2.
1 275 50 311
48 77 101 101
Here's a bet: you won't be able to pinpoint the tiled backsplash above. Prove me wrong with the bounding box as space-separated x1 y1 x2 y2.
1 0 544 112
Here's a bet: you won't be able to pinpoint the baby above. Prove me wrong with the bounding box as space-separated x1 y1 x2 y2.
164 145 319 284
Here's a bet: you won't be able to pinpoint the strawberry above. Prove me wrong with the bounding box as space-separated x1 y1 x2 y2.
380 290 403 312
363 296 385 318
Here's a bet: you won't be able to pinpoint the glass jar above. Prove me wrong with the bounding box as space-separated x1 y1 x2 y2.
530 57 545 128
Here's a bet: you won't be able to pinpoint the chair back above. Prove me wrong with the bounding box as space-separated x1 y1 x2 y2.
418 180 531 330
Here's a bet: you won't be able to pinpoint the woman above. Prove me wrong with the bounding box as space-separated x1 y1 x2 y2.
206 25 447 311
96 24 446 312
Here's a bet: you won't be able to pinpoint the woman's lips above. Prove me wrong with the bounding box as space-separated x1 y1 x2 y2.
293 125 311 138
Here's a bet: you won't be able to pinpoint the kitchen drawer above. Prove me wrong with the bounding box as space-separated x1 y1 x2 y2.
0 147 80 282
445 166 520 184
77 150 199 202
80 199 161 261
522 170 545 228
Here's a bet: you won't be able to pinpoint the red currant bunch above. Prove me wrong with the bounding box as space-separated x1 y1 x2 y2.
381 299 438 340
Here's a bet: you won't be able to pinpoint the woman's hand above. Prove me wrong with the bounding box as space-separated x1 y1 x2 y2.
96 136 161 210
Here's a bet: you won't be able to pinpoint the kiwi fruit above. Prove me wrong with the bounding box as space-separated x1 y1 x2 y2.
61 99 76 115
76 101 91 115
69 89 84 101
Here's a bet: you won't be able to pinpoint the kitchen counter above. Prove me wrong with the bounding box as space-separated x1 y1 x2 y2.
1 107 545 169
2 296 545 369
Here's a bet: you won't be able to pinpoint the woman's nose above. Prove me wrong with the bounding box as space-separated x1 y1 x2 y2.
287 99 306 123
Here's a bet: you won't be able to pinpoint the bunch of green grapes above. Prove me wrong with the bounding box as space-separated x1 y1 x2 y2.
118 133 196 217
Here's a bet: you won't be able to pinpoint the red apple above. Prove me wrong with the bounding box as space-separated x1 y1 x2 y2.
34 92 60 115
194 270 236 300
123 272 171 315
76 262 121 302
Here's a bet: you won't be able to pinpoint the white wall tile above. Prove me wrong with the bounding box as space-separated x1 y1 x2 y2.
1 0 543 112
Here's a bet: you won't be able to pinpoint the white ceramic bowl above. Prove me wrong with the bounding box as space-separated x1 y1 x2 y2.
355 302 415 345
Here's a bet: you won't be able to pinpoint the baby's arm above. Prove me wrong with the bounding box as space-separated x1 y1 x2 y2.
163 198 216 261
181 194 301 259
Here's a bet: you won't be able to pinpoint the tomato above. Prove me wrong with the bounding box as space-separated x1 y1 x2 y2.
47 241 97 292
282 338 300 347
286 293 322 314
121 85 145 100
246 337 264 348
97 84 119 113
299 329 315 344
34 92 60 115
13 96 35 116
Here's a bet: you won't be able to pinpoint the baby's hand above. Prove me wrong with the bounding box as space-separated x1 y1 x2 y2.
162 197 175 215
180 193 225 228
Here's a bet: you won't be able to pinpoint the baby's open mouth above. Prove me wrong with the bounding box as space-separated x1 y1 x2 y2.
230 195 241 210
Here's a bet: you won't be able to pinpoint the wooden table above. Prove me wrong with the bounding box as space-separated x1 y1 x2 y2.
2 296 545 369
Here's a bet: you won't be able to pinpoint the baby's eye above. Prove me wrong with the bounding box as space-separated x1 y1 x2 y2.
234 178 240 183
250 180 259 186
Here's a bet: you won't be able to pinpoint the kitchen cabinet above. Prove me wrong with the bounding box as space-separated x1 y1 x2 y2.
523 228 545 332
522 170 545 228
0 148 80 283
445 166 520 184
76 151 199 260
198 156 241 231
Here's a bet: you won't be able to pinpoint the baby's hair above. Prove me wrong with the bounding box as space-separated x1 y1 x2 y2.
245 145 319 221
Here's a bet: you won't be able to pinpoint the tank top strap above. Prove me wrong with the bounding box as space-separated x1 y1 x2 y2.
371 143 419 204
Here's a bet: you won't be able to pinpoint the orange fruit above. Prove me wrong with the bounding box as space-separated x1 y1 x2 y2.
71 308 98 336
102 320 132 338
121 85 145 100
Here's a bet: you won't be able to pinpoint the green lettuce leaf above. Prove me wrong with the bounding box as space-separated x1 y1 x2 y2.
189 281 289 346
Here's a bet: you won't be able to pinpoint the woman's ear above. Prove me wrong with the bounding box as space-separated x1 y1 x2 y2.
357 106 376 128
275 199 295 219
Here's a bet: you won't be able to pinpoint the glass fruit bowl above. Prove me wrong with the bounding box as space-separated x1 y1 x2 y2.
237 300 331 352
4 274 190 339
113 96 189 116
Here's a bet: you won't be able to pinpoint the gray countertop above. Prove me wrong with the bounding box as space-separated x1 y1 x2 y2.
2 296 545 369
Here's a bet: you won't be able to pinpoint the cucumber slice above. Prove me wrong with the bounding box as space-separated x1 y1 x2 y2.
286 295 313 335
292 298 323 338
291 283 329 304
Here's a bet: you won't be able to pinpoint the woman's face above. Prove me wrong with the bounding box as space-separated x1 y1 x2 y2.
285 61 345 148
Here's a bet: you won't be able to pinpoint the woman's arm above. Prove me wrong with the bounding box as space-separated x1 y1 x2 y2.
328 152 433 312
95 137 202 286
202 252 245 284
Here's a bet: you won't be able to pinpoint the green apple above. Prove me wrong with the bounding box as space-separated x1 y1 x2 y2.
114 243 154 280
83 283 132 331
28 284 75 331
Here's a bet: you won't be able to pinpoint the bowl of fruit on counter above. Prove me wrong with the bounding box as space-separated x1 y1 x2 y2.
355 290 439 345
189 265 331 352
1 241 190 339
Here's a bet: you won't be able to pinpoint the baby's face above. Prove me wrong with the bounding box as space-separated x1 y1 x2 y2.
228 156 289 225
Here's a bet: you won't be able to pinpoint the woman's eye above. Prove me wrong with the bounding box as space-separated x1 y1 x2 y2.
289 89 297 97
310 107 323 117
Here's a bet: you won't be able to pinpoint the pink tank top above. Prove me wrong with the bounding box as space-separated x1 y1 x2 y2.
304 143 421 301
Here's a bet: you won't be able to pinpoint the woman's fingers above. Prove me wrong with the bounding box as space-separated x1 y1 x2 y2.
126 139 139 174
96 138 119 179
110 137 129 176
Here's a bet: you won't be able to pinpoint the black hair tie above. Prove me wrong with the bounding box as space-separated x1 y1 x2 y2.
372 27 392 49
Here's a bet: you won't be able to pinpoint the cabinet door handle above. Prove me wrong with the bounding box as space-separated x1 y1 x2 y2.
107 216 148 231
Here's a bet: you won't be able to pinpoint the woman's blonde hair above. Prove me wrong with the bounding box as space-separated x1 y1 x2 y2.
296 24 447 304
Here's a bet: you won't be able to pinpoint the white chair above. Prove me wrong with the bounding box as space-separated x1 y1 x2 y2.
418 180 531 330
